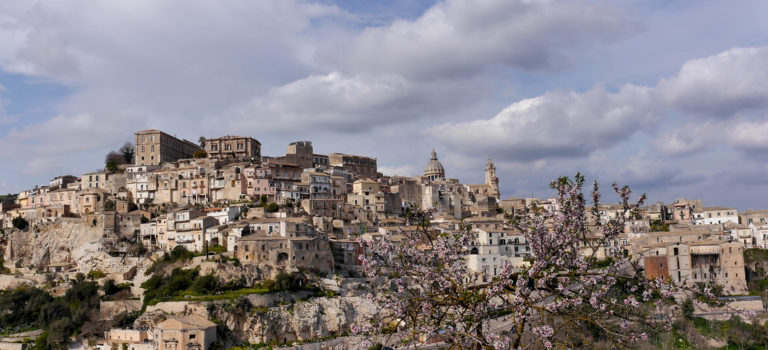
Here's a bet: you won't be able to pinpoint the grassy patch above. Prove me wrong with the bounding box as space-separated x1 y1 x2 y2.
142 269 322 306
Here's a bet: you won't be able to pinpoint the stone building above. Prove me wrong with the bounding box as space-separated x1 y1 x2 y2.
271 141 316 168
210 165 248 202
740 209 768 226
301 170 331 199
81 171 126 195
466 157 500 199
302 198 344 218
328 153 378 180
671 198 702 222
389 176 422 206
135 129 201 166
347 179 379 212
640 240 748 295
204 135 261 161
98 329 151 350
236 235 334 275
153 315 217 350
78 188 110 214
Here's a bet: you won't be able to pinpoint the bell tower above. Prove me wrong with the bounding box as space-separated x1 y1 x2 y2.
485 156 499 198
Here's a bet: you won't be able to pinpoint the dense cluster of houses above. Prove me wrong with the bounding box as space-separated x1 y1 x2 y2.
1 129 763 300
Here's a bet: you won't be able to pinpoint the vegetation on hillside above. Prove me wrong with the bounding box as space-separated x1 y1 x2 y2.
0 274 101 349
145 245 200 275
141 269 316 307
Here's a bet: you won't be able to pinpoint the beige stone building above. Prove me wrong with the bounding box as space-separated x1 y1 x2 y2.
99 329 151 350
78 188 110 214
302 198 344 218
328 153 377 179
671 198 702 222
269 141 316 168
81 171 126 195
740 209 768 226
210 165 248 202
135 129 201 166
347 179 379 211
389 176 422 205
236 235 334 275
640 240 747 295
153 315 217 350
204 135 261 161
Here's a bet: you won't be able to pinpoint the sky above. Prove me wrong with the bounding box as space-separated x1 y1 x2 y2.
1 0 768 210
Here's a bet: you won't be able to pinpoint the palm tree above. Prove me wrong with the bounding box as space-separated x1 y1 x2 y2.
119 142 135 164
198 136 206 148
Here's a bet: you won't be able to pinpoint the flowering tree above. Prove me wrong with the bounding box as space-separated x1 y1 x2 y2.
355 174 696 349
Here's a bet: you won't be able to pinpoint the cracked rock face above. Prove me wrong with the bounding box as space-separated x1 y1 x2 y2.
214 296 376 344
4 220 141 277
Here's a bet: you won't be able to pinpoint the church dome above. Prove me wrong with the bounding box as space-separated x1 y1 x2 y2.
424 149 446 181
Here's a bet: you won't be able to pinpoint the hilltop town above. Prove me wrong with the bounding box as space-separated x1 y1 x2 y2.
1 130 767 349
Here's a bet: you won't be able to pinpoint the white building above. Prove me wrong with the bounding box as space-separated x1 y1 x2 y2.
206 206 241 225
749 223 768 249
466 229 529 281
693 207 738 225
126 165 158 204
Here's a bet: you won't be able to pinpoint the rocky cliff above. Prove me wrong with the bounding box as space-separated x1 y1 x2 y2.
4 218 137 276
212 296 376 344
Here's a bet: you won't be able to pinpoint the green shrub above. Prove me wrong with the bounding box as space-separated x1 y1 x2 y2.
190 274 218 295
265 202 279 212
12 217 28 230
87 270 106 280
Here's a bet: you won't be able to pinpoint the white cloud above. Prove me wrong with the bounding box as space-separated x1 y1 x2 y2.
618 159 705 189
332 0 637 78
432 46 768 162
228 71 485 133
0 1 347 118
657 47 768 117
427 85 657 161
725 119 768 153
654 121 721 156
0 112 145 175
